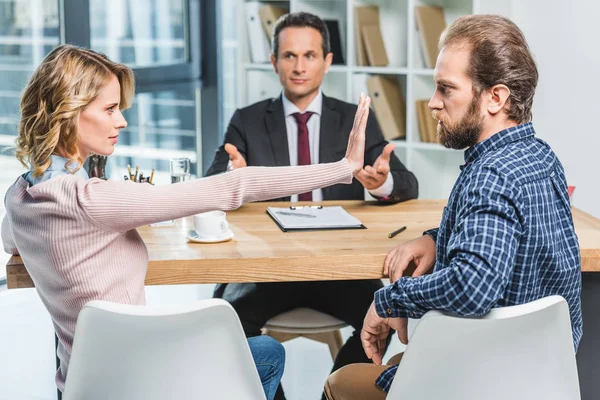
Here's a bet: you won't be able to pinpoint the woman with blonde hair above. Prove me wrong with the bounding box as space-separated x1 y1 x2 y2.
1 44 371 399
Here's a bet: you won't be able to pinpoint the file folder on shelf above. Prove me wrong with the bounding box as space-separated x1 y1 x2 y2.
366 75 406 140
354 6 382 66
325 19 345 65
258 4 287 40
361 24 388 66
415 5 446 68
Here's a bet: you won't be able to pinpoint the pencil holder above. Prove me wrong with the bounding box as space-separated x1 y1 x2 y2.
125 165 155 185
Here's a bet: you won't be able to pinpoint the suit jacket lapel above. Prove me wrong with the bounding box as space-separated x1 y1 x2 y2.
319 95 344 164
265 96 290 166
320 95 346 200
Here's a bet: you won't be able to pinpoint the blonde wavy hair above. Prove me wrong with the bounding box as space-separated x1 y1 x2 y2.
16 44 135 178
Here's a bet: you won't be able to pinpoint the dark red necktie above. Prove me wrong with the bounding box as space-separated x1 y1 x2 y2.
292 111 314 201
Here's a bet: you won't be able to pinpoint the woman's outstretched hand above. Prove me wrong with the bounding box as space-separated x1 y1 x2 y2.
345 93 371 175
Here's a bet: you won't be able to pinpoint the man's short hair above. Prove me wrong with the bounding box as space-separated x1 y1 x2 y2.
271 12 331 59
440 14 539 123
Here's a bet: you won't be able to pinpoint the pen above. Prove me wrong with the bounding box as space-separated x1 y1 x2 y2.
388 226 407 238
150 168 155 185
276 211 316 218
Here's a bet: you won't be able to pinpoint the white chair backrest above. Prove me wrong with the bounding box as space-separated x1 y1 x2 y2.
63 298 266 400
387 296 580 400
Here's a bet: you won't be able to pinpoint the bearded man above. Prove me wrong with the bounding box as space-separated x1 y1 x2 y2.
323 14 582 400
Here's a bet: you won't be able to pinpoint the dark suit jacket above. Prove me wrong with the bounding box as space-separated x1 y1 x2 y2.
206 94 418 202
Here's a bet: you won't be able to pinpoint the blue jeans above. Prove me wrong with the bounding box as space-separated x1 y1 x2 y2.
248 336 285 400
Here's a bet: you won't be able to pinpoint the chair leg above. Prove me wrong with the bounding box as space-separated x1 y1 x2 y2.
263 329 301 344
304 330 344 360
265 329 345 360
55 333 62 400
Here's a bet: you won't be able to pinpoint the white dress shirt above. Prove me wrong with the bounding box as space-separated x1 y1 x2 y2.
281 90 394 202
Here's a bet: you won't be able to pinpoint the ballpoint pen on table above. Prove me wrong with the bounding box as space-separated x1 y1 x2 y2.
388 226 407 238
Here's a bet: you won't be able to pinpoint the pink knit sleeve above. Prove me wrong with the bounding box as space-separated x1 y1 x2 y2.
1 215 18 255
76 159 353 233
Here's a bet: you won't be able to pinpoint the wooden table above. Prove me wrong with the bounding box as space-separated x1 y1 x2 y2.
6 199 600 289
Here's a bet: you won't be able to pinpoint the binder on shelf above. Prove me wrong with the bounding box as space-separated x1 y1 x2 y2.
258 4 287 42
361 24 389 66
245 2 271 63
266 206 366 232
366 75 406 140
354 6 382 66
324 19 345 65
415 5 446 69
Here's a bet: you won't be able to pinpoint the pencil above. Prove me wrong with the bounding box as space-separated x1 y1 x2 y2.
134 165 139 183
127 164 132 178
388 226 407 239
150 168 155 185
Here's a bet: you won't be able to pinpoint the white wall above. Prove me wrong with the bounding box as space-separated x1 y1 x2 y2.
510 0 600 218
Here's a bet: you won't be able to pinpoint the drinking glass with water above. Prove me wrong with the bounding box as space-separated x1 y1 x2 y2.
170 157 191 183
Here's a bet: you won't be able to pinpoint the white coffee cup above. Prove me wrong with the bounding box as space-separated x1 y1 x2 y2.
193 211 229 238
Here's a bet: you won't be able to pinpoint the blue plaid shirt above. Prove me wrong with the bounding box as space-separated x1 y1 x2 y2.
375 123 582 392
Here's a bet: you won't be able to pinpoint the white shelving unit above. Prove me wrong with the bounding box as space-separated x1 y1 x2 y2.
236 0 511 199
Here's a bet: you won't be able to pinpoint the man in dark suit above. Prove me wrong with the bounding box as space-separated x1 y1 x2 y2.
206 11 418 400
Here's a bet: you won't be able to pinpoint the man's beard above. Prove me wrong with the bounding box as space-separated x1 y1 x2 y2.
433 96 483 150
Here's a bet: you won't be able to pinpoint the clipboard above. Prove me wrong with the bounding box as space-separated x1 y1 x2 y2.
266 206 367 232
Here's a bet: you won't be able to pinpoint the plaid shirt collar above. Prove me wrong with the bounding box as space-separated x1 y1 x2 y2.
461 122 535 170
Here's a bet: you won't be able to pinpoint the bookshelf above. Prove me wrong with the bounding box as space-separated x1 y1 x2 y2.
236 0 511 199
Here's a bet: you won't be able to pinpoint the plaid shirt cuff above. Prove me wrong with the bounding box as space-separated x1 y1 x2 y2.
423 227 439 242
374 285 410 319
375 280 429 319
376 365 398 392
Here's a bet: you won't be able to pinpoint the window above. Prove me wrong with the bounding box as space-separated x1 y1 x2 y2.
90 0 188 68
85 0 203 179
0 0 219 283
0 0 61 283
0 0 59 146
112 83 200 183
219 0 239 130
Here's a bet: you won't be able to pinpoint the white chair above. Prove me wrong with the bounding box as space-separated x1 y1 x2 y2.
63 299 266 400
263 308 348 359
387 295 580 400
